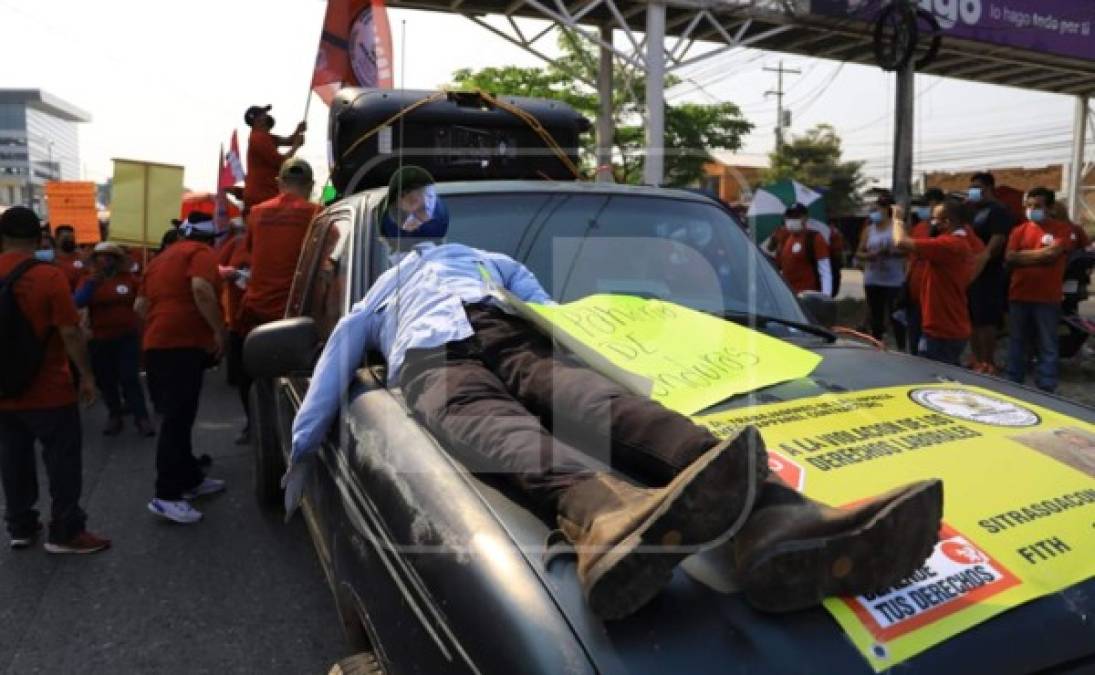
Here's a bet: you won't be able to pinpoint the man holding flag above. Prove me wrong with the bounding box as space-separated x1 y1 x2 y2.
242 106 306 211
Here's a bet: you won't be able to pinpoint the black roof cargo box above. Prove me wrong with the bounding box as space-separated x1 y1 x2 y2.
328 88 590 194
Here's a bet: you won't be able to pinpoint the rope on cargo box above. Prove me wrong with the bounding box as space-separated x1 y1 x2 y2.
338 89 583 180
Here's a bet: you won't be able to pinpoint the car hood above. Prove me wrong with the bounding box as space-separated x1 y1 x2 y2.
487 343 1095 674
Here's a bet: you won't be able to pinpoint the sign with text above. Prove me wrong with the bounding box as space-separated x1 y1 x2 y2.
44 181 100 244
699 385 1095 671
109 159 184 248
512 294 822 415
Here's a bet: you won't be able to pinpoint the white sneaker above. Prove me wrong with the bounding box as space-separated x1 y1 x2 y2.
181 478 226 500
148 498 203 524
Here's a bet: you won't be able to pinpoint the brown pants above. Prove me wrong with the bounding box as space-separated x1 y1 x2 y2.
400 303 719 511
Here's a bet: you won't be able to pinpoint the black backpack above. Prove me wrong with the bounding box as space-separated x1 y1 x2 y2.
0 258 49 398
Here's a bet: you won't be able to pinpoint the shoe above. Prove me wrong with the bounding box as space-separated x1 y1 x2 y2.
135 418 156 437
44 530 111 554
181 478 226 500
234 426 251 446
102 416 123 436
148 498 203 524
10 523 42 550
734 476 943 613
557 426 768 620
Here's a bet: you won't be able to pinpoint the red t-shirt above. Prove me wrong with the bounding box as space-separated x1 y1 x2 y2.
776 230 828 294
240 194 320 327
78 272 141 340
217 233 250 332
1007 219 1072 304
54 251 88 291
0 252 80 411
244 129 285 208
906 220 933 306
140 240 221 351
913 227 981 340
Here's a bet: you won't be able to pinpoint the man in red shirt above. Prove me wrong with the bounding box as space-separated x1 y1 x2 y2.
774 203 832 296
136 212 227 525
243 105 305 210
52 224 88 290
1004 187 1071 393
0 207 110 554
893 198 982 365
74 242 154 437
904 188 946 357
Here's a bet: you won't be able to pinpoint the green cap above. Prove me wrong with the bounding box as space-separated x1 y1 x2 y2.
279 157 314 183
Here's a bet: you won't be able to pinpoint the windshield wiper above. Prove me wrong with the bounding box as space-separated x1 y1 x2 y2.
720 310 836 343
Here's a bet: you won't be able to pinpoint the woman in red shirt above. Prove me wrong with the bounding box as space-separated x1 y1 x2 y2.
74 243 154 437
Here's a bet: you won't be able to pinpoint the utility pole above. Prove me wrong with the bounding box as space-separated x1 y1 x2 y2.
764 60 800 152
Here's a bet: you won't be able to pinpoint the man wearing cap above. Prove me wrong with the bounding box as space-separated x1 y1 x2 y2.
243 105 306 211
0 206 110 554
135 211 227 524
282 167 943 621
75 242 154 437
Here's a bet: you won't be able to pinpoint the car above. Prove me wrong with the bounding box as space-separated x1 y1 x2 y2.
244 175 1095 674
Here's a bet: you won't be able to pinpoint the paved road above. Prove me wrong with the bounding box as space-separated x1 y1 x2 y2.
0 376 345 674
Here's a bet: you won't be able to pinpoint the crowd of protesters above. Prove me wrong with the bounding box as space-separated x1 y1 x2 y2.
0 104 316 548
767 171 1092 391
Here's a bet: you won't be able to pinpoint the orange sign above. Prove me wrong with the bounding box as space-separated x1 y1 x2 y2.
45 181 100 244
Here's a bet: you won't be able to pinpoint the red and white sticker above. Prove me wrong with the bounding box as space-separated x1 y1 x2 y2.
842 524 1020 642
767 451 805 491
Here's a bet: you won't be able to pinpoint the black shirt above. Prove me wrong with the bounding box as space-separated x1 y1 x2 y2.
970 200 1016 285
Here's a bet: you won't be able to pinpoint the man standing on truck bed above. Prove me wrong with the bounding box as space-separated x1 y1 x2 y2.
283 167 944 621
243 104 306 211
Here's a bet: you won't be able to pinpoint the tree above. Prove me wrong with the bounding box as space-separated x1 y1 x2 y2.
763 124 867 218
450 34 752 186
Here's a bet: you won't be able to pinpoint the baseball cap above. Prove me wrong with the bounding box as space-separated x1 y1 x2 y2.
244 104 272 126
92 241 125 258
278 157 314 183
784 202 808 217
0 206 41 240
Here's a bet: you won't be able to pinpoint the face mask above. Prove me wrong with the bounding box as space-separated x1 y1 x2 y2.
266 115 276 129
100 260 119 276
914 206 931 221
34 249 55 263
59 239 76 253
967 187 983 203
868 211 883 225
784 218 803 232
1026 208 1046 223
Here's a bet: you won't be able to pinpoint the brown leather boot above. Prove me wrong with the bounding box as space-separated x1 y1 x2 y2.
558 426 768 620
734 475 943 613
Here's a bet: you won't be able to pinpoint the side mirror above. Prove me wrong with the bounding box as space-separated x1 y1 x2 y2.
244 317 320 379
798 291 837 329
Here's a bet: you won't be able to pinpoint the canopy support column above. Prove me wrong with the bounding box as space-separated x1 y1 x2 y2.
892 61 915 208
596 23 615 182
1068 95 1089 222
643 1 666 186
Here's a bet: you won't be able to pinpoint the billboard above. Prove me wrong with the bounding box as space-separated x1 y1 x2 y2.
811 0 1095 63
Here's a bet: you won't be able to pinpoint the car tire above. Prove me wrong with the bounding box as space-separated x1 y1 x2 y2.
327 652 384 675
250 378 285 510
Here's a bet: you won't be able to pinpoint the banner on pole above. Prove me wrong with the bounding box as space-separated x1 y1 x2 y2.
311 0 394 105
45 181 100 244
109 159 184 248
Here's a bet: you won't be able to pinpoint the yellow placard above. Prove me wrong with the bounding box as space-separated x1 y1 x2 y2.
698 385 1095 671
512 293 822 415
109 159 184 248
45 181 100 244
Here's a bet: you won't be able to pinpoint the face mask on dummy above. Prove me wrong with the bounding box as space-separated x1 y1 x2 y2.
967 187 983 203
1026 208 1046 223
34 249 55 263
868 210 883 225
784 218 804 232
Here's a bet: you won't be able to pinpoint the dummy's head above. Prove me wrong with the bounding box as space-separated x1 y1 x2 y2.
378 166 449 254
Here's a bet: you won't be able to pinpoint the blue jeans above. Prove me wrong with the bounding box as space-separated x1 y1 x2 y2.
1007 301 1060 392
89 332 150 421
922 336 966 366
906 304 922 357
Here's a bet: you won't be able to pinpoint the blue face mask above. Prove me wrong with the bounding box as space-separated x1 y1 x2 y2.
868 211 883 225
34 249 55 263
914 206 931 221
1027 208 1046 223
968 187 983 203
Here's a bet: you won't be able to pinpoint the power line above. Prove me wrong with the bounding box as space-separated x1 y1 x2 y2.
763 60 801 151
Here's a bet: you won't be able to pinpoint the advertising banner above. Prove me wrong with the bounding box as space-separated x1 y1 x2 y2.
811 0 1095 63
44 181 100 244
699 385 1095 670
109 159 184 250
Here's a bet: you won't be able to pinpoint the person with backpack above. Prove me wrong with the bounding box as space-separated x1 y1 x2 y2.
773 203 832 296
0 207 111 554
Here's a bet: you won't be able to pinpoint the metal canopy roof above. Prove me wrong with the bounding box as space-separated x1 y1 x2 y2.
387 0 1095 96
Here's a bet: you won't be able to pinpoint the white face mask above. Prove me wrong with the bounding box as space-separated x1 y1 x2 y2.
785 218 804 232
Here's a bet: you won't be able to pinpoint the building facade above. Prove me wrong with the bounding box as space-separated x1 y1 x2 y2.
0 89 91 212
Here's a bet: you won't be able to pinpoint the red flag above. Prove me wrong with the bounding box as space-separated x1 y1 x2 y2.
311 0 394 105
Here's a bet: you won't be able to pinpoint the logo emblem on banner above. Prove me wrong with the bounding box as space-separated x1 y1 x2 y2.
909 388 1040 427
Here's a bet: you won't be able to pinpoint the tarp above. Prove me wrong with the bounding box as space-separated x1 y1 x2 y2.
699 385 1095 671
109 159 184 249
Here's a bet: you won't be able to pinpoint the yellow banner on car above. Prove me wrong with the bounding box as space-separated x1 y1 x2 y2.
698 385 1095 671
506 293 822 415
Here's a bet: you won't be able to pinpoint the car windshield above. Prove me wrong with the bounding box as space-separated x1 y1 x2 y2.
372 189 812 336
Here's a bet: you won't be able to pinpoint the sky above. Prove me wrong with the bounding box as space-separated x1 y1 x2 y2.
1 0 1088 194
